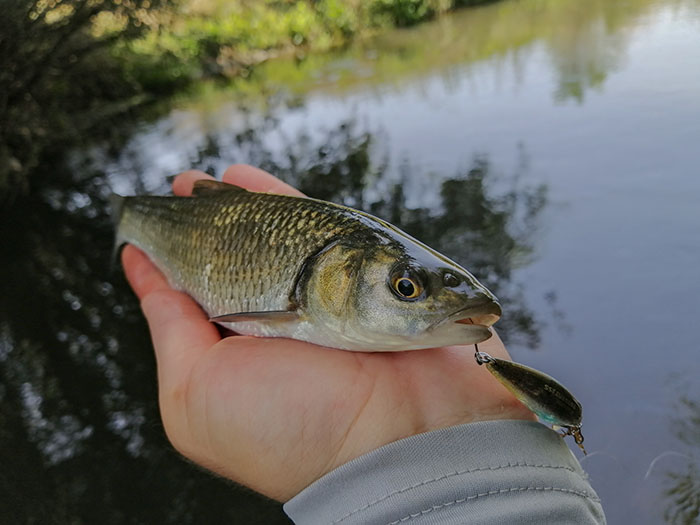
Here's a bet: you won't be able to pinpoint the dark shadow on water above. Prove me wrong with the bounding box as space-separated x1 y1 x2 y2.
367 159 547 349
0 119 547 523
0 173 289 523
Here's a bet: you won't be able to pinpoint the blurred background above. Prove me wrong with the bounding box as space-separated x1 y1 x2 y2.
1 0 699 523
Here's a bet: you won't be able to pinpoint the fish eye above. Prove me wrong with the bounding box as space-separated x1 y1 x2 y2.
390 270 423 300
443 272 460 288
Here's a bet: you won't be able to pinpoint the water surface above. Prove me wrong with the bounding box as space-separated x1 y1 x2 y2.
3 0 700 523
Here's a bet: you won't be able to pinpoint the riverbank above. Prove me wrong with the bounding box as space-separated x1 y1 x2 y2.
116 0 495 92
0 0 493 198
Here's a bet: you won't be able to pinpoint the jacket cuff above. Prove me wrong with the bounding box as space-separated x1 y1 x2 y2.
283 420 604 524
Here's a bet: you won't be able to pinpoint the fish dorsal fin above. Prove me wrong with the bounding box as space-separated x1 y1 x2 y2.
210 310 299 324
192 179 248 196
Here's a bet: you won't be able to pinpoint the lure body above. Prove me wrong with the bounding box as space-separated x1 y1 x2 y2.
475 351 586 453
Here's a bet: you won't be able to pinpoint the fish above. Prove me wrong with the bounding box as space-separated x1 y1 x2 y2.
475 349 586 453
112 179 502 352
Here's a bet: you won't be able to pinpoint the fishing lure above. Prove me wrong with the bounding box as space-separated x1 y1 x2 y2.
474 346 586 454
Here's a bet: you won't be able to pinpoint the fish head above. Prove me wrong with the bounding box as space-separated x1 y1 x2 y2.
300 237 501 351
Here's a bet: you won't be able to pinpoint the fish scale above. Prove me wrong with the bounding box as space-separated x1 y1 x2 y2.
115 184 367 317
113 179 503 351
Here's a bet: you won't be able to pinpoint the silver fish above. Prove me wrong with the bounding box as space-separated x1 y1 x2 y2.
113 179 502 351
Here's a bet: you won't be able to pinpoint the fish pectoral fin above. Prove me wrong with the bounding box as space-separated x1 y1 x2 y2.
192 179 248 196
210 310 300 323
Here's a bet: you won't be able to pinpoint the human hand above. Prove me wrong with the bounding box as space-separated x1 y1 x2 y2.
121 164 535 502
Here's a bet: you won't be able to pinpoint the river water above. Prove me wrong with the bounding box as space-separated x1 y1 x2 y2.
2 0 699 523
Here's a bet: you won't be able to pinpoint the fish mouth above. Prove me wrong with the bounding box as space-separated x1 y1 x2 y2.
439 301 502 329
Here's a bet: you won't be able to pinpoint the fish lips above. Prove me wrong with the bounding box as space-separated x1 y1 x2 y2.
429 300 502 340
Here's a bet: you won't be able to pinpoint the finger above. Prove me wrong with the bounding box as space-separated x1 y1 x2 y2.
172 170 215 197
122 244 171 299
222 164 305 197
140 288 221 384
122 246 220 381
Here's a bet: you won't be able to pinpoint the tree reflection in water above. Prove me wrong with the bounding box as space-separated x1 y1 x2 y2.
0 120 547 523
664 397 700 524
239 120 548 348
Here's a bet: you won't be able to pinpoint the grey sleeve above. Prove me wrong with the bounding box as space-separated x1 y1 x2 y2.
283 420 605 524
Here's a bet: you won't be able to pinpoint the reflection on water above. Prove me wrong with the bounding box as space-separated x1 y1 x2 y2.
3 0 700 522
0 119 546 523
664 397 700 524
226 0 681 104
189 118 549 347
0 172 285 523
368 156 549 348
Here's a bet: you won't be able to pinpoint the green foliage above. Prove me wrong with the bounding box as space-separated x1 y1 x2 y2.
0 0 501 198
118 0 355 82
0 0 667 200
317 0 362 39
371 0 437 27
0 0 176 199
117 0 494 84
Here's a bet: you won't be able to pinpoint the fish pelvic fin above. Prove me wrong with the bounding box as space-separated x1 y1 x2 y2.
210 310 300 324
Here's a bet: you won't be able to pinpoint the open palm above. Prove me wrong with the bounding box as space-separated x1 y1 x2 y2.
121 165 534 502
